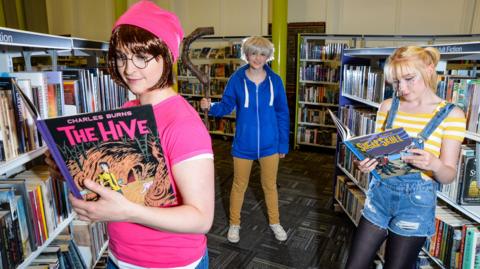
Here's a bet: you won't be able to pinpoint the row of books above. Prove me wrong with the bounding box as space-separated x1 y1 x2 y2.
436 77 480 133
179 62 242 79
178 80 228 97
424 205 479 269
439 144 479 205
28 233 88 269
299 64 340 83
297 106 335 126
0 165 72 268
189 44 242 59
0 69 128 163
72 220 108 268
337 143 370 191
341 65 394 104
299 41 347 61
335 174 366 224
298 85 339 105
338 105 376 137
208 118 236 135
296 126 336 147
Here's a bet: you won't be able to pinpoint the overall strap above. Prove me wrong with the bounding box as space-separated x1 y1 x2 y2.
417 102 456 142
384 94 400 130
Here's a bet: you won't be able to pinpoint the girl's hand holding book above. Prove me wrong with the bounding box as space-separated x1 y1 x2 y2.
355 158 378 173
69 179 131 222
401 148 439 171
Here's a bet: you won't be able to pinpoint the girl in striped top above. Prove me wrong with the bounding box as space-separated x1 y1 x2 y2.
345 46 466 269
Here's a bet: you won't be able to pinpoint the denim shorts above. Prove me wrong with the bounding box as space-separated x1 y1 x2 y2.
362 173 437 237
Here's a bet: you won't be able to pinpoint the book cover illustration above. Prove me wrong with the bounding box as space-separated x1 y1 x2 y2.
460 156 479 204
328 109 421 180
346 128 421 179
12 79 178 206
43 105 178 206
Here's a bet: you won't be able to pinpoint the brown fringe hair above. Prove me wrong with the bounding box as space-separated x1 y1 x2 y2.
108 25 174 90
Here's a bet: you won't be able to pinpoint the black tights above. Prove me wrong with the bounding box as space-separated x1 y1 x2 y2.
345 217 426 269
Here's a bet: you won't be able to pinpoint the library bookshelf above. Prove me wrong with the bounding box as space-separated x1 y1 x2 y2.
0 26 118 268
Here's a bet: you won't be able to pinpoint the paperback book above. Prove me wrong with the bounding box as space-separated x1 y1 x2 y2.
328 109 421 180
12 79 178 206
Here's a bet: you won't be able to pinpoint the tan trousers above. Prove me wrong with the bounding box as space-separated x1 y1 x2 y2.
229 154 280 225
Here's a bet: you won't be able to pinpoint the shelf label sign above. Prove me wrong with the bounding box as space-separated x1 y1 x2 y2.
435 45 463 53
0 32 13 43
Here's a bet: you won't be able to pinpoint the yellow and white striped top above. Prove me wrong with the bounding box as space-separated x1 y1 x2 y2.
375 101 466 179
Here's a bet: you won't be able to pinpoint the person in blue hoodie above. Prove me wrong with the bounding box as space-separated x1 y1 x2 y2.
200 36 290 243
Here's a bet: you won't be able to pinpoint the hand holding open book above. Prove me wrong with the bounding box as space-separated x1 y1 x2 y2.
328 109 421 180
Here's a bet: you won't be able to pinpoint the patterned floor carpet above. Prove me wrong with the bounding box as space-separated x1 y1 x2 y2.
207 139 355 269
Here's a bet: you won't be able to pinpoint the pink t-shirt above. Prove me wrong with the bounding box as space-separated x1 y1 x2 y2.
107 95 213 268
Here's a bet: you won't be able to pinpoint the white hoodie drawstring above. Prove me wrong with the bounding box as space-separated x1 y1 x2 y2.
243 79 249 108
268 77 274 106
243 77 274 108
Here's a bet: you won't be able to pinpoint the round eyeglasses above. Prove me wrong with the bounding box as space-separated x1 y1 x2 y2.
115 54 157 69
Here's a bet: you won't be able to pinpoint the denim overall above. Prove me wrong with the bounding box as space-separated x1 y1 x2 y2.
362 96 456 237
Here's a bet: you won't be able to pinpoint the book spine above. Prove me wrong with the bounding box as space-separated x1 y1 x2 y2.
463 227 476 269
36 119 83 199
0 214 10 269
31 186 48 244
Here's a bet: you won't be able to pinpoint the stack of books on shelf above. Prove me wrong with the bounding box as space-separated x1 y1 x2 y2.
0 165 73 268
298 84 338 105
208 118 236 136
299 64 340 83
341 65 394 104
295 36 349 149
334 174 365 224
436 77 480 134
0 66 126 267
424 205 479 269
72 220 108 268
300 40 347 61
439 144 478 205
189 44 242 60
0 69 129 164
28 233 88 269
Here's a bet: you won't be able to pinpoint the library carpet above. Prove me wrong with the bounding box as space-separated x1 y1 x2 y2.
95 139 356 269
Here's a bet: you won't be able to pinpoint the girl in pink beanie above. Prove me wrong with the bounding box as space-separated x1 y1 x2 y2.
67 1 214 268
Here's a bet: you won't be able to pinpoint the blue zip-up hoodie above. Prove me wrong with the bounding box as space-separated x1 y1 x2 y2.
209 64 289 160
